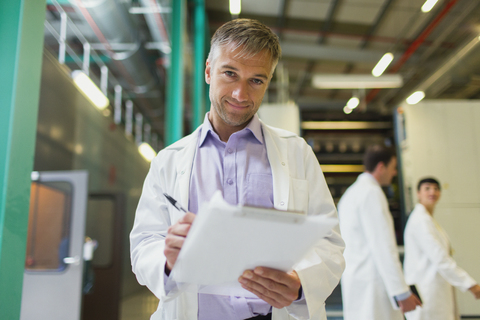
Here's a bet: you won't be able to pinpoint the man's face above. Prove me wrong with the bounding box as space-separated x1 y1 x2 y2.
205 44 273 131
417 182 441 207
379 157 398 186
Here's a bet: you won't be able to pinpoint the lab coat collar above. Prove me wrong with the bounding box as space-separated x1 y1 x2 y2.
360 172 381 186
198 112 264 147
261 121 291 211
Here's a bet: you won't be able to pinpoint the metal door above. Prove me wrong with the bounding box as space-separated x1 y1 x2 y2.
20 171 88 320
82 192 125 320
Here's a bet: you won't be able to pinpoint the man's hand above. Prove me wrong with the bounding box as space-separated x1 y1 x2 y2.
398 294 422 313
164 212 196 274
238 267 301 309
469 284 480 299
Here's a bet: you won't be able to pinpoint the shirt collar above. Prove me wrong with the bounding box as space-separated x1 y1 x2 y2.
198 112 264 147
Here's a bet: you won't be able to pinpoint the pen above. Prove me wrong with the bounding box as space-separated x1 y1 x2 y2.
163 193 187 213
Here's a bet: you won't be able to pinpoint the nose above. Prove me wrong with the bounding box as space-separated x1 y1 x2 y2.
231 81 249 102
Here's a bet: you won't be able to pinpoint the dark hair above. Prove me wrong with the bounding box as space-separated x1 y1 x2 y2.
363 145 396 172
417 177 441 191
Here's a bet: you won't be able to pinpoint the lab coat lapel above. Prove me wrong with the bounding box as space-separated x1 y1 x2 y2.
174 128 201 209
262 123 290 211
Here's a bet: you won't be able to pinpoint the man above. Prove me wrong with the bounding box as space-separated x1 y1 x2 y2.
337 145 421 320
404 178 480 320
130 19 345 320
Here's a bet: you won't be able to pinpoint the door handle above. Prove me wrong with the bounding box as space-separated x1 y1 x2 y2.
63 256 81 265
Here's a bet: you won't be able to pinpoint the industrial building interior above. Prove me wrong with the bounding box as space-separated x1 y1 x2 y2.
2 0 480 319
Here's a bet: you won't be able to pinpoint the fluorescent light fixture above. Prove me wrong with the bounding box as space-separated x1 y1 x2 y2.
347 97 360 109
320 164 364 173
406 91 425 104
71 70 109 109
312 74 403 89
343 106 353 114
138 142 157 162
421 0 439 12
301 121 392 130
372 53 394 77
230 0 241 15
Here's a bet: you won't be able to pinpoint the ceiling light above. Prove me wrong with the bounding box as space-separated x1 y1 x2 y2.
343 106 353 114
347 97 360 109
421 0 439 13
138 142 157 162
312 74 402 89
372 53 394 77
301 121 392 130
71 70 109 110
406 91 425 105
230 0 241 15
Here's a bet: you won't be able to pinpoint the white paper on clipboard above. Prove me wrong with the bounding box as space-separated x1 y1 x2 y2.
168 191 336 297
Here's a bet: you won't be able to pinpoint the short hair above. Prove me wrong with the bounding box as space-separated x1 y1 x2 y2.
207 19 281 75
363 145 396 172
417 177 441 191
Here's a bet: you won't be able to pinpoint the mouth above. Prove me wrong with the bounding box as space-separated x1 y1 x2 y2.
225 100 249 110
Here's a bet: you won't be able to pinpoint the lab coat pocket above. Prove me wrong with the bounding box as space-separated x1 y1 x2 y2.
289 178 309 214
245 173 274 208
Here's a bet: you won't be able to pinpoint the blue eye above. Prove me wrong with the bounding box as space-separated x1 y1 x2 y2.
252 79 264 85
225 71 235 77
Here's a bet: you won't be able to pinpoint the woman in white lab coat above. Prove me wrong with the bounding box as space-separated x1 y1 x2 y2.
404 177 480 320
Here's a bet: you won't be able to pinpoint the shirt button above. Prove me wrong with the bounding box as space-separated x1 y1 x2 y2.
280 201 285 206
227 148 233 154
281 162 285 166
227 178 233 185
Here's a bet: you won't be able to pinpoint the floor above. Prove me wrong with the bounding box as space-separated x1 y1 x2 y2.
120 289 159 320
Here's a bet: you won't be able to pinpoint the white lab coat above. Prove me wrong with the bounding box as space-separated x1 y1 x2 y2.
337 172 409 320
130 120 345 320
403 203 477 320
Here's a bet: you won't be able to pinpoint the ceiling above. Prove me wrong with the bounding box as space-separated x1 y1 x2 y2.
44 0 480 142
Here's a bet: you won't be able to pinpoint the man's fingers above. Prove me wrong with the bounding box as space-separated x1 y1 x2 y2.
166 212 195 237
168 222 191 237
239 276 292 308
179 212 196 224
165 234 186 249
238 268 300 304
240 284 287 309
253 267 300 289
164 212 195 272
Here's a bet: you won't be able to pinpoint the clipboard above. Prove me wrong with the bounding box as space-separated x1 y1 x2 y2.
395 285 423 306
168 191 337 296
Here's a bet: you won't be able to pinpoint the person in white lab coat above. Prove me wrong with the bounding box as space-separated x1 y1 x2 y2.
404 177 480 320
130 19 345 320
337 145 421 320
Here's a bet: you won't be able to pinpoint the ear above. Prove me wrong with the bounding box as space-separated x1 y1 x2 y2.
205 60 212 84
373 161 386 174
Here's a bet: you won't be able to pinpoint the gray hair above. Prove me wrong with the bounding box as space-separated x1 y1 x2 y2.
207 19 281 76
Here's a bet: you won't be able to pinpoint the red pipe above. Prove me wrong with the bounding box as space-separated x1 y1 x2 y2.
148 0 170 46
366 0 460 103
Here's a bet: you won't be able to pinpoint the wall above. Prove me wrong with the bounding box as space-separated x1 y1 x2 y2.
399 100 480 315
34 50 150 298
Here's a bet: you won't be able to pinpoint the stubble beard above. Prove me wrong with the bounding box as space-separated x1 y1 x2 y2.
213 96 259 128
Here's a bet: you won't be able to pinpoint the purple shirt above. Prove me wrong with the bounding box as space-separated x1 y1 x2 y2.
189 113 273 320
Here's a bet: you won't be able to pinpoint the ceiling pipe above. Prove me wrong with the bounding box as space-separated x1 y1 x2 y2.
138 0 171 53
365 0 460 103
74 0 158 94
